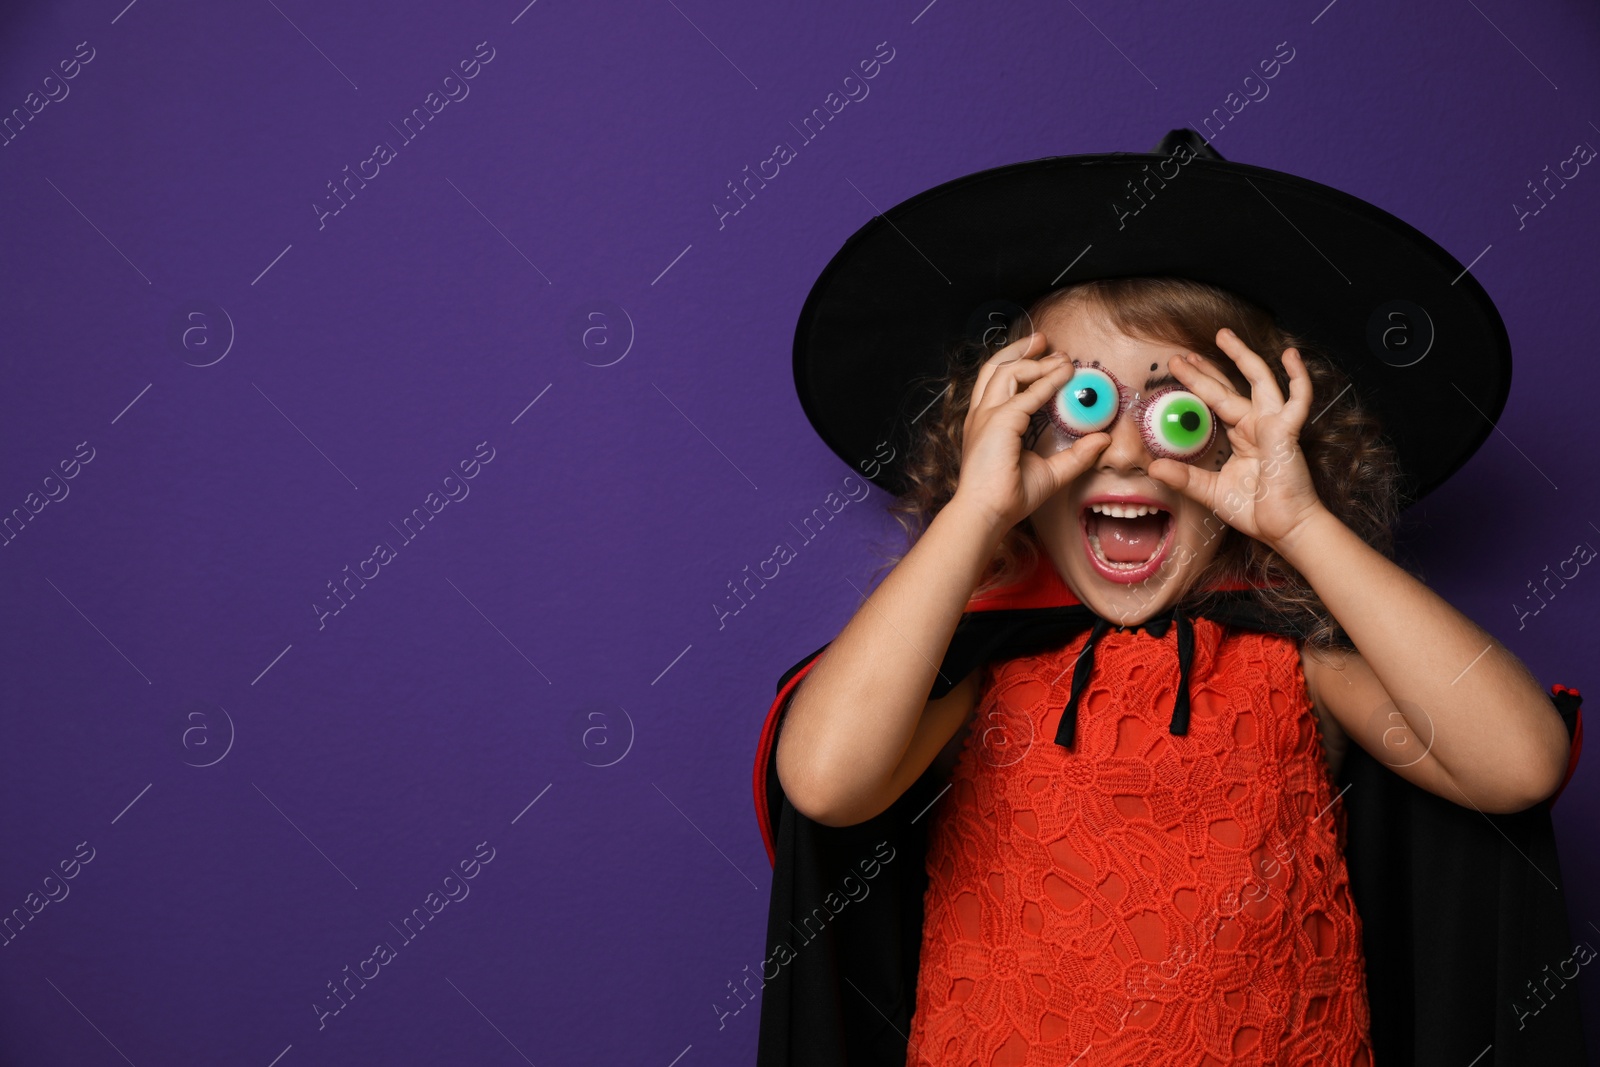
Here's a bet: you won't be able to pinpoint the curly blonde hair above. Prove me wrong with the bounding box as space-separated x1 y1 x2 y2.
873 275 1406 650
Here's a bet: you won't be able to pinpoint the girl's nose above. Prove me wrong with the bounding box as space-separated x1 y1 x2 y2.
1096 406 1152 474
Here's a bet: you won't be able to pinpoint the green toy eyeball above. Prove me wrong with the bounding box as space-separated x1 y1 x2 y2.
1140 387 1215 460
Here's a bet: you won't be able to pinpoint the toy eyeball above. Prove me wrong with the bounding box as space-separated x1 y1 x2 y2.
1047 364 1124 437
1139 385 1215 460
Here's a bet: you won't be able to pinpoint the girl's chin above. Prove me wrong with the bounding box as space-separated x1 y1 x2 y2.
1073 583 1175 626
1058 562 1168 611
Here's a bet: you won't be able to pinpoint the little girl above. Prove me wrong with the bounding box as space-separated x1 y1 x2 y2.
754 274 1580 1066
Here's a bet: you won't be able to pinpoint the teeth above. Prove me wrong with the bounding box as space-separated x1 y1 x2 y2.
1087 502 1166 519
1085 503 1172 572
1086 531 1151 569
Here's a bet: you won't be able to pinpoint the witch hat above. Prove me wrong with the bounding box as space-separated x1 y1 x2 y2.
792 128 1511 508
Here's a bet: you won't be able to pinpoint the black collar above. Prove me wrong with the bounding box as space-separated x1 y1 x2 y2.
1055 602 1196 747
928 590 1309 750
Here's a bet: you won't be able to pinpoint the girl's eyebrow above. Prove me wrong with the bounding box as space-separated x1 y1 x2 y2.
1143 372 1180 391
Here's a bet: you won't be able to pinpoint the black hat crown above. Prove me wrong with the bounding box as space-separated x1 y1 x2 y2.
792 127 1511 507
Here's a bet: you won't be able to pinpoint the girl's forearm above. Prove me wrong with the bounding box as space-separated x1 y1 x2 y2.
1273 505 1571 808
776 500 1002 825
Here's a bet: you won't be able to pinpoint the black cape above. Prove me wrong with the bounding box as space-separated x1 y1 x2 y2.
751 573 1588 1066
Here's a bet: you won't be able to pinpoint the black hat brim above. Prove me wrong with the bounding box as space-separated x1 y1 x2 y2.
793 144 1511 507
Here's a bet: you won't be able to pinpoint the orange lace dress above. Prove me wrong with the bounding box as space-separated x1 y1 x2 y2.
905 616 1372 1067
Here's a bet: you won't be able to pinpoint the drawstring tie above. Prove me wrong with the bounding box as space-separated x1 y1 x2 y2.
1053 602 1196 749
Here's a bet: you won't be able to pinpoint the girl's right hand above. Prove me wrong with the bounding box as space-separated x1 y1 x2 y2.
948 331 1111 533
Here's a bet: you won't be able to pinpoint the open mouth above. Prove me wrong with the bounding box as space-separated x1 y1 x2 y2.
1079 501 1175 584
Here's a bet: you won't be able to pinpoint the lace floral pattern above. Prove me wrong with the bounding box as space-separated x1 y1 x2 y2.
906 619 1372 1067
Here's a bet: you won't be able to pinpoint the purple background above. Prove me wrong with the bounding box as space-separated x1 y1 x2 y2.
2 0 1597 1063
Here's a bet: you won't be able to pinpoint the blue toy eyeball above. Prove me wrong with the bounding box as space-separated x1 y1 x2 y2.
1047 364 1123 437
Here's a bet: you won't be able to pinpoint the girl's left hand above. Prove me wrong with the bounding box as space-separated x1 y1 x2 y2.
1147 327 1327 551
